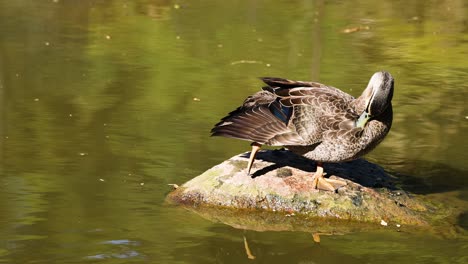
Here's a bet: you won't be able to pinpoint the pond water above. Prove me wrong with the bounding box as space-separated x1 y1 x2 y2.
0 1 467 263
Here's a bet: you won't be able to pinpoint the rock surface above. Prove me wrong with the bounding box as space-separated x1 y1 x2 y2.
167 150 439 229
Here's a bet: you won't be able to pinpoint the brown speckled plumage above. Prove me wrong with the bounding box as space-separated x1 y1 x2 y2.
211 72 394 164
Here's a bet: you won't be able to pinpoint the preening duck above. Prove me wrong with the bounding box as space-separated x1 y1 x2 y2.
211 71 394 191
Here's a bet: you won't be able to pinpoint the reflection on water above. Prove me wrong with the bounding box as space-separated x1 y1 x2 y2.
395 160 467 195
85 239 142 260
173 225 468 264
0 0 467 263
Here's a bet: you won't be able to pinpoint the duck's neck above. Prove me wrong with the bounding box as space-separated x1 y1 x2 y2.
352 82 374 113
353 101 393 129
351 96 369 117
376 103 393 129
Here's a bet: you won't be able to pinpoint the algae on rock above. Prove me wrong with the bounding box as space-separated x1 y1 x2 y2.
168 150 443 229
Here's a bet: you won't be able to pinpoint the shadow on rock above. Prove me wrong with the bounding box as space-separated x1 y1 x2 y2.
167 150 464 235
244 149 397 189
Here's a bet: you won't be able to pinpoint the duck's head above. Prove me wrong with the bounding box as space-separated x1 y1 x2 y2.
356 71 394 128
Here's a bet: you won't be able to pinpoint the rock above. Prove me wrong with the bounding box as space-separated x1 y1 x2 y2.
167 150 440 230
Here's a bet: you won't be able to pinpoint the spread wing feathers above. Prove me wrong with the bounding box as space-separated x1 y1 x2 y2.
212 77 357 146
211 92 306 145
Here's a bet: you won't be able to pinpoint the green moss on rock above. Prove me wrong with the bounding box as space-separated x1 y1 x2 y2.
167 150 452 231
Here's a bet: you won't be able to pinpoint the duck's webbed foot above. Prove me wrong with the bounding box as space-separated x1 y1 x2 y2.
312 162 347 192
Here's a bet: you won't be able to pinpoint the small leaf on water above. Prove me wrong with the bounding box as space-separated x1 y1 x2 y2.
342 26 370 34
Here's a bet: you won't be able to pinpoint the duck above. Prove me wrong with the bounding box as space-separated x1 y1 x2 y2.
211 71 394 191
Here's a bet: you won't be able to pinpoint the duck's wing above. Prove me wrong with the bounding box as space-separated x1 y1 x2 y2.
211 90 307 146
273 85 358 144
261 77 324 89
261 77 354 101
211 77 357 146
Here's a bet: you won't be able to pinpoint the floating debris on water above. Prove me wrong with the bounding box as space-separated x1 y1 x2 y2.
193 97 201 102
342 26 370 34
231 60 263 65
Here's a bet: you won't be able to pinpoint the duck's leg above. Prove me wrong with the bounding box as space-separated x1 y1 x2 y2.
246 142 262 175
312 162 347 191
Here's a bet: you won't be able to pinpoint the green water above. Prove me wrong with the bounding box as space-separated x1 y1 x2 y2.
0 0 467 263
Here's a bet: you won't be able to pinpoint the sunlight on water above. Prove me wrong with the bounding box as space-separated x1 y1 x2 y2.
0 0 467 263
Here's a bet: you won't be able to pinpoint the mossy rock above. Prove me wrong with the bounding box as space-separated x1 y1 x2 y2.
167 150 452 232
